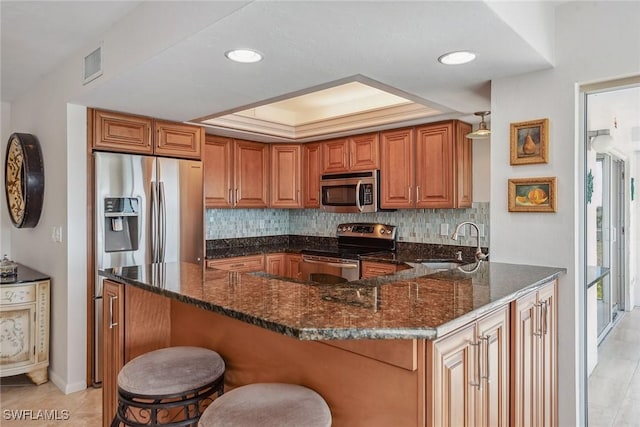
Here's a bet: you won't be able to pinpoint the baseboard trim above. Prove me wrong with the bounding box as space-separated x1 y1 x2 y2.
49 369 87 395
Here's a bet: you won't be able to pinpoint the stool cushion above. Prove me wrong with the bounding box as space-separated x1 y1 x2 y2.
118 346 225 396
199 383 331 427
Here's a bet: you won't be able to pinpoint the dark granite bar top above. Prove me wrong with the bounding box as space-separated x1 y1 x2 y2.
0 263 50 285
100 260 565 341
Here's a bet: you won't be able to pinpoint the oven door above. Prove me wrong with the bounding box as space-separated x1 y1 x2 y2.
301 255 360 284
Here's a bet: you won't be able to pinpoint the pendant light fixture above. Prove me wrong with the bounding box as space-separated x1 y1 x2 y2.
466 111 491 139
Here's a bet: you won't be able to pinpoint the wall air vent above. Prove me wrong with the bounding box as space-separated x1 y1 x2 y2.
83 44 103 85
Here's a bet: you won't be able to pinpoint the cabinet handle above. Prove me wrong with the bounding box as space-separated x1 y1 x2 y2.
416 186 420 202
542 301 548 335
109 295 118 329
533 302 543 337
229 188 232 204
297 190 300 202
408 186 412 203
470 340 481 390
481 335 491 384
235 188 239 206
230 263 245 267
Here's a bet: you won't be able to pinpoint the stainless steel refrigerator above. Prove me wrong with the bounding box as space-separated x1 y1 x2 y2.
92 152 203 385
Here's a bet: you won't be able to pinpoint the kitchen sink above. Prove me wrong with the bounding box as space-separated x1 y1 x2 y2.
418 259 466 270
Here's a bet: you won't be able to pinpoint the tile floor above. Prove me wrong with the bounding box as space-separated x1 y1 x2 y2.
589 307 640 427
0 375 101 426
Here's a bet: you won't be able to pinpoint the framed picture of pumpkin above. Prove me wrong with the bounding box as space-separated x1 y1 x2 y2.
508 177 557 212
510 118 549 165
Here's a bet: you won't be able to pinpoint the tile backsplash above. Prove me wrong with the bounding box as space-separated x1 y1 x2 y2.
206 202 489 247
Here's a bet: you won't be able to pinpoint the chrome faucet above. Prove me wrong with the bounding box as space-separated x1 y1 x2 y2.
451 221 489 261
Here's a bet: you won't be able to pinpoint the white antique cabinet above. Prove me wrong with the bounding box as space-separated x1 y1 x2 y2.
0 277 50 384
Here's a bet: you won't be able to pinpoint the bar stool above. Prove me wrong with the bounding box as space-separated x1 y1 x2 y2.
113 346 225 427
198 383 331 427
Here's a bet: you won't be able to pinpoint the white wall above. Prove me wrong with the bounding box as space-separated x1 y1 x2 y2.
490 2 640 425
1 102 11 256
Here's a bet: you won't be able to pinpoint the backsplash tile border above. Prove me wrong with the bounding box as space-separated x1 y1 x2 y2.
206 202 489 248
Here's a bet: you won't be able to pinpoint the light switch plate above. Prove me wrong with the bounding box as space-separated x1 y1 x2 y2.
440 223 449 236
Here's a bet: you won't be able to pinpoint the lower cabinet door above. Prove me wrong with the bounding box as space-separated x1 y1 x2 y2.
429 305 510 427
102 281 124 427
429 322 478 427
477 306 509 427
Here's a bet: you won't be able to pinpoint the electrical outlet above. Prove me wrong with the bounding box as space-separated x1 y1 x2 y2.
440 223 449 236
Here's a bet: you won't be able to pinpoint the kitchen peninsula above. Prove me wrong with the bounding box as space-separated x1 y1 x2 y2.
100 259 564 426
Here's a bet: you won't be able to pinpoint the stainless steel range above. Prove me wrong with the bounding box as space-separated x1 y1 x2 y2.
301 223 397 284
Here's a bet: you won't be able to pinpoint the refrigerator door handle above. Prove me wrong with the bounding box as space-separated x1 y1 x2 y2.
159 181 167 263
150 182 158 263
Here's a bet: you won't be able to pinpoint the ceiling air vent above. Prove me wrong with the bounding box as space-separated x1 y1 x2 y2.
83 44 103 85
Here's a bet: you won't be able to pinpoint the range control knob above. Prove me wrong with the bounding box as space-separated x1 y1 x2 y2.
386 229 392 234
379 228 385 235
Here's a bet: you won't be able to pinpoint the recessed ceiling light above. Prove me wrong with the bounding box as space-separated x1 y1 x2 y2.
438 51 476 65
225 49 263 63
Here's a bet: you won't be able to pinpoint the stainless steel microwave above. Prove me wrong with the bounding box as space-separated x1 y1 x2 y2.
320 170 379 213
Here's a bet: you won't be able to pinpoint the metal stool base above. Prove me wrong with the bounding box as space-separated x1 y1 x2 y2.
111 374 224 427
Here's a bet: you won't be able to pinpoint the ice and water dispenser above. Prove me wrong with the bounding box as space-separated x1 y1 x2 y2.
104 197 139 252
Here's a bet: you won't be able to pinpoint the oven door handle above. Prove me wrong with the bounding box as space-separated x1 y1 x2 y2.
302 258 359 269
355 180 363 212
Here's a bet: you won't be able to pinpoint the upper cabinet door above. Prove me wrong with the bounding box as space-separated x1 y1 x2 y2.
303 143 322 208
380 128 415 209
322 138 349 173
92 109 153 154
415 123 454 208
455 121 473 208
348 132 379 171
234 140 269 208
154 120 203 160
270 144 302 208
204 135 233 208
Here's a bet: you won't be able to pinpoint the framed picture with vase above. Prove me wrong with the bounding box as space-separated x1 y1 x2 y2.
510 118 549 165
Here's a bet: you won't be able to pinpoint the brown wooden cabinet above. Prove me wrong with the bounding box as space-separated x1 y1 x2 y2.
303 143 322 208
361 261 409 279
427 305 509 427
266 253 287 276
380 121 472 209
234 140 269 208
511 280 557 427
154 120 203 159
91 109 203 159
321 133 379 173
380 128 415 208
204 135 233 208
206 255 266 273
286 254 303 280
102 280 124 427
270 144 302 208
203 136 269 208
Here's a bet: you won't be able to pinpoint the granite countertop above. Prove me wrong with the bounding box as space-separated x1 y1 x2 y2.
100 260 565 341
0 263 50 285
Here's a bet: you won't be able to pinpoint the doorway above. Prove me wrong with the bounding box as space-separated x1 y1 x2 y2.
583 80 639 425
